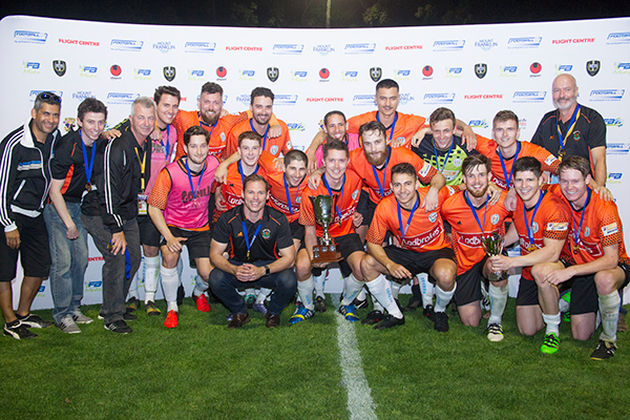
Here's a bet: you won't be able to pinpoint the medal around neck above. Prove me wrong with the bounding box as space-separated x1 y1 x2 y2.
309 195 342 264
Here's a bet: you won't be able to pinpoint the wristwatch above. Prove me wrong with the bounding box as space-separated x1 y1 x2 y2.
264 265 271 276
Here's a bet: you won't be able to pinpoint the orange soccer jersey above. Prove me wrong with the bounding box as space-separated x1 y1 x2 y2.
367 186 456 252
214 161 268 221
172 110 244 160
441 191 511 275
347 111 426 149
475 135 560 190
512 191 570 280
224 118 292 159
348 147 438 203
267 172 308 223
299 170 363 238
547 185 630 266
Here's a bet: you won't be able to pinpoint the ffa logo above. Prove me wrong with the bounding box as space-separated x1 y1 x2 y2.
369 67 382 82
491 214 500 225
532 222 539 233
220 132 226 142
422 65 433 77
453 158 462 167
163 66 176 81
270 145 279 155
319 68 330 79
262 228 271 239
584 227 590 237
530 62 542 74
586 60 600 77
474 63 487 79
573 130 581 141
352 189 359 200
52 60 66 77
428 212 438 223
216 66 227 78
110 64 122 76
267 67 279 82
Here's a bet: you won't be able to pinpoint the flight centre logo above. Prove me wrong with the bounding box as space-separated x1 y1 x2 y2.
14 30 47 44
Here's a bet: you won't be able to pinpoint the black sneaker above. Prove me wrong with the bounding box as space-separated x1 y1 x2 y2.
104 320 133 334
3 320 37 339
433 311 449 332
352 296 368 310
126 297 139 312
16 313 52 328
361 310 384 325
403 296 423 312
123 311 137 321
176 284 185 306
423 304 436 321
314 296 327 312
374 314 405 330
590 339 617 360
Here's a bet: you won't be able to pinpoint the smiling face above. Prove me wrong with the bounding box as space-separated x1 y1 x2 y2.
130 103 156 140
492 119 520 150
323 149 349 184
250 95 273 126
31 103 60 137
242 179 269 214
513 170 543 206
184 134 209 166
238 137 262 167
391 172 419 209
285 159 307 187
323 113 347 141
462 164 490 198
198 91 222 125
559 167 590 206
362 129 388 167
77 111 106 143
156 93 179 126
552 75 578 111
431 119 455 150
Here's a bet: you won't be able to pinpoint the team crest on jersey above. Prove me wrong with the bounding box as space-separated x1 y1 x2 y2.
163 66 176 81
52 60 66 77
490 214 500 225
584 227 590 237
390 136 406 148
369 67 382 82
267 67 279 82
262 228 271 239
270 145 279 155
586 60 600 77
532 222 539 233
352 189 359 200
573 130 581 141
453 157 462 167
220 132 226 142
428 212 438 223
296 196 301 203
474 63 487 79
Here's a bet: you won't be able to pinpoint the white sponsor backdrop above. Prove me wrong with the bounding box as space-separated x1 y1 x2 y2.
1 15 628 309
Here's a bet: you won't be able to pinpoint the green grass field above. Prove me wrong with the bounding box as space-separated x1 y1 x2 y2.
3 296 629 419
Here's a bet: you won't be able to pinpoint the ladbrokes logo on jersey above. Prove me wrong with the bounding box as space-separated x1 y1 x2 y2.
184 42 215 53
402 225 443 249
273 44 304 55
110 39 143 51
432 40 465 51
14 30 47 44
507 36 542 48
423 93 455 104
344 43 376 54
513 91 546 102
607 32 630 44
590 89 624 101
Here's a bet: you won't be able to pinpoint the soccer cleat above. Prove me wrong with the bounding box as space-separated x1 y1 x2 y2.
145 301 161 316
123 311 137 321
17 313 52 329
314 295 327 312
104 320 132 334
351 296 368 310
540 332 560 354
266 313 281 328
486 323 504 342
58 315 81 334
226 313 235 322
289 306 315 325
590 339 617 360
164 310 178 329
245 294 256 309
423 304 436 321
228 313 250 329
193 293 211 313
433 311 449 332
361 310 384 325
3 320 37 339
403 295 423 312
338 304 360 322
126 297 139 312
374 314 405 330
253 303 268 316
72 310 93 325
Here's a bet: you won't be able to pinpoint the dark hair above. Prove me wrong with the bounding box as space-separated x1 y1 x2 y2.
375 79 399 92
183 125 209 146
77 97 107 121
238 131 262 147
284 149 308 167
462 154 491 176
429 107 456 127
201 82 223 96
513 156 542 178
323 110 346 126
34 91 61 111
243 173 269 192
558 155 590 180
154 86 181 104
250 87 274 104
322 139 349 159
493 110 519 130
391 162 418 181
358 121 387 139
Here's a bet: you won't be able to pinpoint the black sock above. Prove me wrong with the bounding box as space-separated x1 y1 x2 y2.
411 284 421 299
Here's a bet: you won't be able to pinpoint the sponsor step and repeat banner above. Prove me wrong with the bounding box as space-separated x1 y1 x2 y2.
1 15 629 309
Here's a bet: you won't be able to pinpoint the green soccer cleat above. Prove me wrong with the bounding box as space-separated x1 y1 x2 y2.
540 332 559 354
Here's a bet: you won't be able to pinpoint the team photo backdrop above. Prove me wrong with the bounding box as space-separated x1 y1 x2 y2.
1 15 628 309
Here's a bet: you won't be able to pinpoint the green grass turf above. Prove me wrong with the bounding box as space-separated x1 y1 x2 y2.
2 296 629 419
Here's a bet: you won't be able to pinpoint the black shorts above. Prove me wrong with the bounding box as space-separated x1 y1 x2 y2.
383 246 455 277
357 190 377 227
0 214 51 281
138 215 161 247
454 257 487 306
516 278 539 306
161 227 211 260
290 219 304 242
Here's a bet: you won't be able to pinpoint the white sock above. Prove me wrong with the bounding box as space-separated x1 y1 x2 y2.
419 273 434 308
366 275 403 319
599 291 621 342
143 256 160 304
193 274 209 297
127 260 141 299
435 283 456 313
355 286 367 302
313 271 326 297
488 283 508 325
161 266 179 313
542 312 561 336
390 280 402 300
297 276 315 310
256 288 272 304
341 274 364 305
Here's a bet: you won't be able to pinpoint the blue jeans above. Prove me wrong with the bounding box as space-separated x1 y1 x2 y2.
44 203 89 324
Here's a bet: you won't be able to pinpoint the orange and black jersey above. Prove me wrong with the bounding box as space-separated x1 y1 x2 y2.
367 186 457 252
299 170 363 238
441 191 511 275
267 172 308 223
512 191 570 280
172 110 245 160
347 111 427 149
215 161 269 218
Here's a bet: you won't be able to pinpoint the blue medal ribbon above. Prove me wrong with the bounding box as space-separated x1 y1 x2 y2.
433 138 455 174
523 190 545 246
283 174 304 215
160 125 171 162
322 173 345 224
397 193 420 240
185 158 206 205
570 187 591 253
371 147 390 198
242 221 262 261
464 191 489 235
238 161 259 186
498 141 522 188
376 111 398 143
80 130 97 186
556 104 581 157
250 119 270 151
198 112 219 137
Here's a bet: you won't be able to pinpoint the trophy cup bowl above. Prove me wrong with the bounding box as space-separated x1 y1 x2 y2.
481 232 507 282
309 195 342 264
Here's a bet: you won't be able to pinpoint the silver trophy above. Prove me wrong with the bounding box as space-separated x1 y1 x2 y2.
309 195 342 264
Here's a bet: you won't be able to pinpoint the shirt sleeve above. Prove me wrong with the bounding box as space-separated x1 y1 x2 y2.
50 136 75 180
586 110 607 149
147 168 172 210
298 189 316 226
366 202 389 245
275 214 294 249
212 212 232 244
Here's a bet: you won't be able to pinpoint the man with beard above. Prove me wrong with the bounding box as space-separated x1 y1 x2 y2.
306 111 361 172
531 74 607 188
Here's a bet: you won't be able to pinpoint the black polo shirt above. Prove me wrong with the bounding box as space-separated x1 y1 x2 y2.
531 103 606 165
213 205 293 263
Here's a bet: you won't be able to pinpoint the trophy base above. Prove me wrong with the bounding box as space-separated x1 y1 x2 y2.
312 243 342 264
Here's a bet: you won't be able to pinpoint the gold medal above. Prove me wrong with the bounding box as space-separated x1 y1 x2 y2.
85 183 92 191
246 250 250 261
